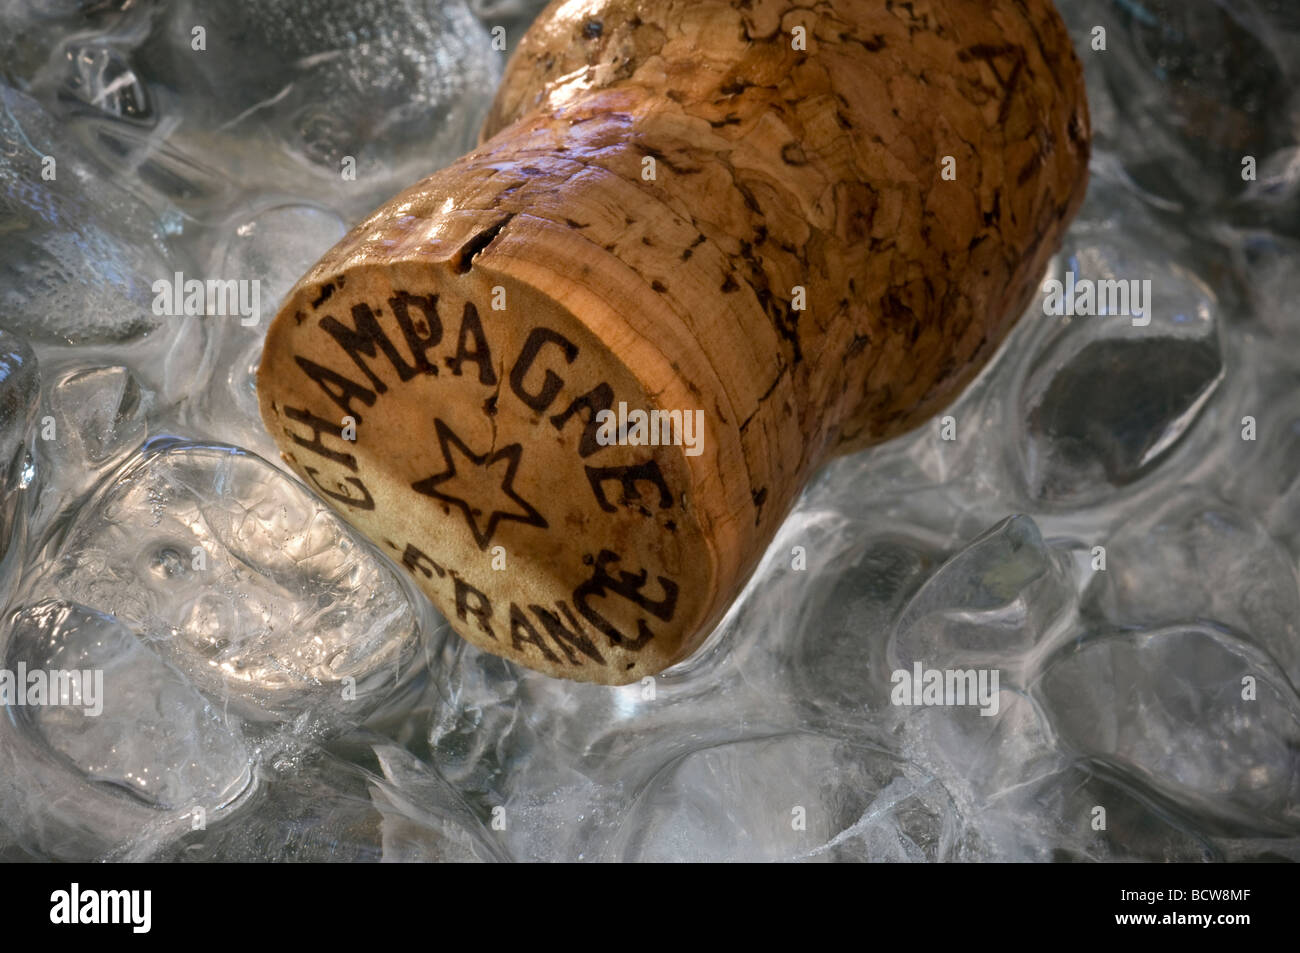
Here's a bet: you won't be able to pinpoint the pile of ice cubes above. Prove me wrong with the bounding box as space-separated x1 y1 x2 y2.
0 0 1297 861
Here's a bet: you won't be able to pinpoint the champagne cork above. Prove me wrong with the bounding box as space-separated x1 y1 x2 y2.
257 0 1089 684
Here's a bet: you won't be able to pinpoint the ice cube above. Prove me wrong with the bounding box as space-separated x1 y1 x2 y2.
969 761 1219 862
889 515 1077 680
20 0 502 219
179 203 347 461
1073 0 1293 211
156 745 380 862
29 364 150 524
1086 491 1300 687
1013 187 1223 506
899 689 1065 816
609 733 960 862
1036 623 1300 834
788 520 943 731
0 326 38 605
30 438 421 730
0 599 252 860
0 85 178 347
370 744 508 863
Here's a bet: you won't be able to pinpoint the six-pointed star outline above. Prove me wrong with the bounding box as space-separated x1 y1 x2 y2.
411 417 548 550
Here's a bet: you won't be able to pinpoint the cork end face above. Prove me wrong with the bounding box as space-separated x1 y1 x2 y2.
257 254 717 685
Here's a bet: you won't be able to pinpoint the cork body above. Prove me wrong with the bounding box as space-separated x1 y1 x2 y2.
257 0 1089 684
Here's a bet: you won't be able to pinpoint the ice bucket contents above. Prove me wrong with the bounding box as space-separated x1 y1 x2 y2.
0 0 1297 863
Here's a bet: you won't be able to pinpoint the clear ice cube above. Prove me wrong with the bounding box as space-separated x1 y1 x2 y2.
29 439 421 729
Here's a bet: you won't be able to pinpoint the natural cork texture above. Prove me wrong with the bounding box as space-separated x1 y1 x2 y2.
258 0 1090 684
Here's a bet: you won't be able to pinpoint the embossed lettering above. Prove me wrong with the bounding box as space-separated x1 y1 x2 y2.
453 575 497 639
320 302 418 391
388 291 443 375
510 327 577 412
573 549 679 650
399 542 446 579
550 382 613 457
529 602 605 665
304 468 375 510
294 355 376 421
445 302 496 384
585 459 674 512
509 603 561 663
282 405 358 471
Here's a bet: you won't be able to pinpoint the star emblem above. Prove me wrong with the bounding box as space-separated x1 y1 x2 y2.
411 417 548 550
